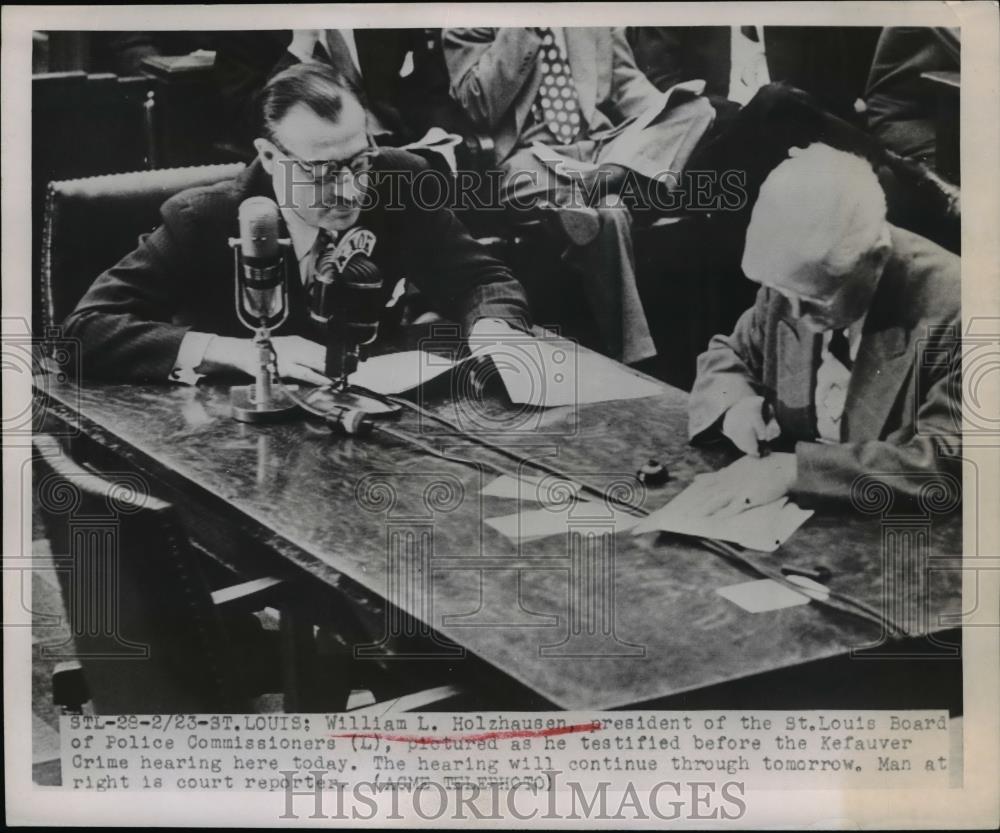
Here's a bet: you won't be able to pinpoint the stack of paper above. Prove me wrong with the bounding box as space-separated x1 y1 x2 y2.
472 338 663 407
347 341 663 407
347 350 459 395
632 492 814 552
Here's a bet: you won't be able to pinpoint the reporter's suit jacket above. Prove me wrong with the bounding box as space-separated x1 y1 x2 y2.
63 151 531 382
442 27 670 164
688 225 962 505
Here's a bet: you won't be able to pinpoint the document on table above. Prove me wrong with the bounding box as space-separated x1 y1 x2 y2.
633 490 814 552
347 350 460 394
716 579 811 613
472 337 663 407
486 506 641 544
482 474 586 505
347 339 664 407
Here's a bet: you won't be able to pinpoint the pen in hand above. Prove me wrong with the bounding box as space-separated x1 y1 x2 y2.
758 397 781 456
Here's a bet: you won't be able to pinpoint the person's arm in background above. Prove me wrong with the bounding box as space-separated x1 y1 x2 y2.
383 150 531 338
212 31 293 152
442 28 542 131
61 191 213 382
608 26 669 121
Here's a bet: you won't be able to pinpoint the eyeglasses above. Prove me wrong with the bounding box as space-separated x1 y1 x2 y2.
764 283 841 318
271 135 378 182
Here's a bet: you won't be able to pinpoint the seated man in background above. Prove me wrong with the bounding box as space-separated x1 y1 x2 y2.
865 27 960 172
214 29 472 153
62 63 530 384
685 143 960 513
443 26 718 366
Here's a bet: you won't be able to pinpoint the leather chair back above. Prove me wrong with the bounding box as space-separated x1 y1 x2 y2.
40 163 244 336
33 434 249 713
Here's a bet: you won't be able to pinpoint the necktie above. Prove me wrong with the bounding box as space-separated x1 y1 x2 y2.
303 229 335 290
532 28 583 145
829 328 853 371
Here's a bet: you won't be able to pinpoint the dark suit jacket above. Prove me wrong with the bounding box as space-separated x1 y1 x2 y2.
626 26 881 119
688 226 961 505
63 150 530 382
865 27 961 166
626 27 733 98
214 29 472 150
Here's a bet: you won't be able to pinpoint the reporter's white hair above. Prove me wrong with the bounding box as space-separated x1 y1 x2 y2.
743 142 888 282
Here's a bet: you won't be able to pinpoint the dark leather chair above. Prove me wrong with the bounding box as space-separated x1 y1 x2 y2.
39 163 245 341
34 434 289 713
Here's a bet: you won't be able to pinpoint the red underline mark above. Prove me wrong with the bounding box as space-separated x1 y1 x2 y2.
331 720 602 745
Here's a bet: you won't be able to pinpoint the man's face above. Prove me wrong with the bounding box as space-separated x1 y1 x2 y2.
256 96 371 232
742 229 890 333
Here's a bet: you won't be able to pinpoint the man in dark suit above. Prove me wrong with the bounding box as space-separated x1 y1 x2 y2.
684 143 960 511
63 63 530 384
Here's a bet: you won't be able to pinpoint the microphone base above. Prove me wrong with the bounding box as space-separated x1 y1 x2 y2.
300 385 401 434
230 384 299 423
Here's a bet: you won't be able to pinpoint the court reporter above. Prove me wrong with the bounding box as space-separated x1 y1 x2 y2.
685 143 961 515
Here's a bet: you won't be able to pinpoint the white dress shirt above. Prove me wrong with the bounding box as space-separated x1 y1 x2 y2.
728 26 770 106
814 316 866 443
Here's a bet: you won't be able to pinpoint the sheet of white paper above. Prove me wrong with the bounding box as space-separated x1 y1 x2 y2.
481 474 586 505
485 506 641 544
633 492 814 552
529 141 600 175
716 579 811 613
348 350 458 395
474 338 663 407
630 79 708 132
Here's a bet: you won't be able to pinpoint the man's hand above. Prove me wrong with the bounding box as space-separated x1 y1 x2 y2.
200 335 331 387
268 336 331 386
722 395 781 456
673 452 798 519
468 317 524 347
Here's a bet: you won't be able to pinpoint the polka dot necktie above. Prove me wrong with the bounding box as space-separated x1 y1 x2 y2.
532 28 583 145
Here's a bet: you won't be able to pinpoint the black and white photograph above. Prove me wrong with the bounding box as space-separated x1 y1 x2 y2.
3 2 998 828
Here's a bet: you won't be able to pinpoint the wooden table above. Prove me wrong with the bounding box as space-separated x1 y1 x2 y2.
33 327 964 711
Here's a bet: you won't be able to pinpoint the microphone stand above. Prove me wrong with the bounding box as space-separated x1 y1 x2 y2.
229 237 299 423
299 337 400 434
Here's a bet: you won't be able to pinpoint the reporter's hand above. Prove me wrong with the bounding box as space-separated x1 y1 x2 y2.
673 452 798 519
722 395 780 456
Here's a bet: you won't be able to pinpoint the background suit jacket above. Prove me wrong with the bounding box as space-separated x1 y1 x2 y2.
214 30 472 151
443 27 663 163
688 225 961 505
63 151 531 382
626 26 882 120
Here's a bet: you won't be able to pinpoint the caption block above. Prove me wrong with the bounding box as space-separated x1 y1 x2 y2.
61 710 951 793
